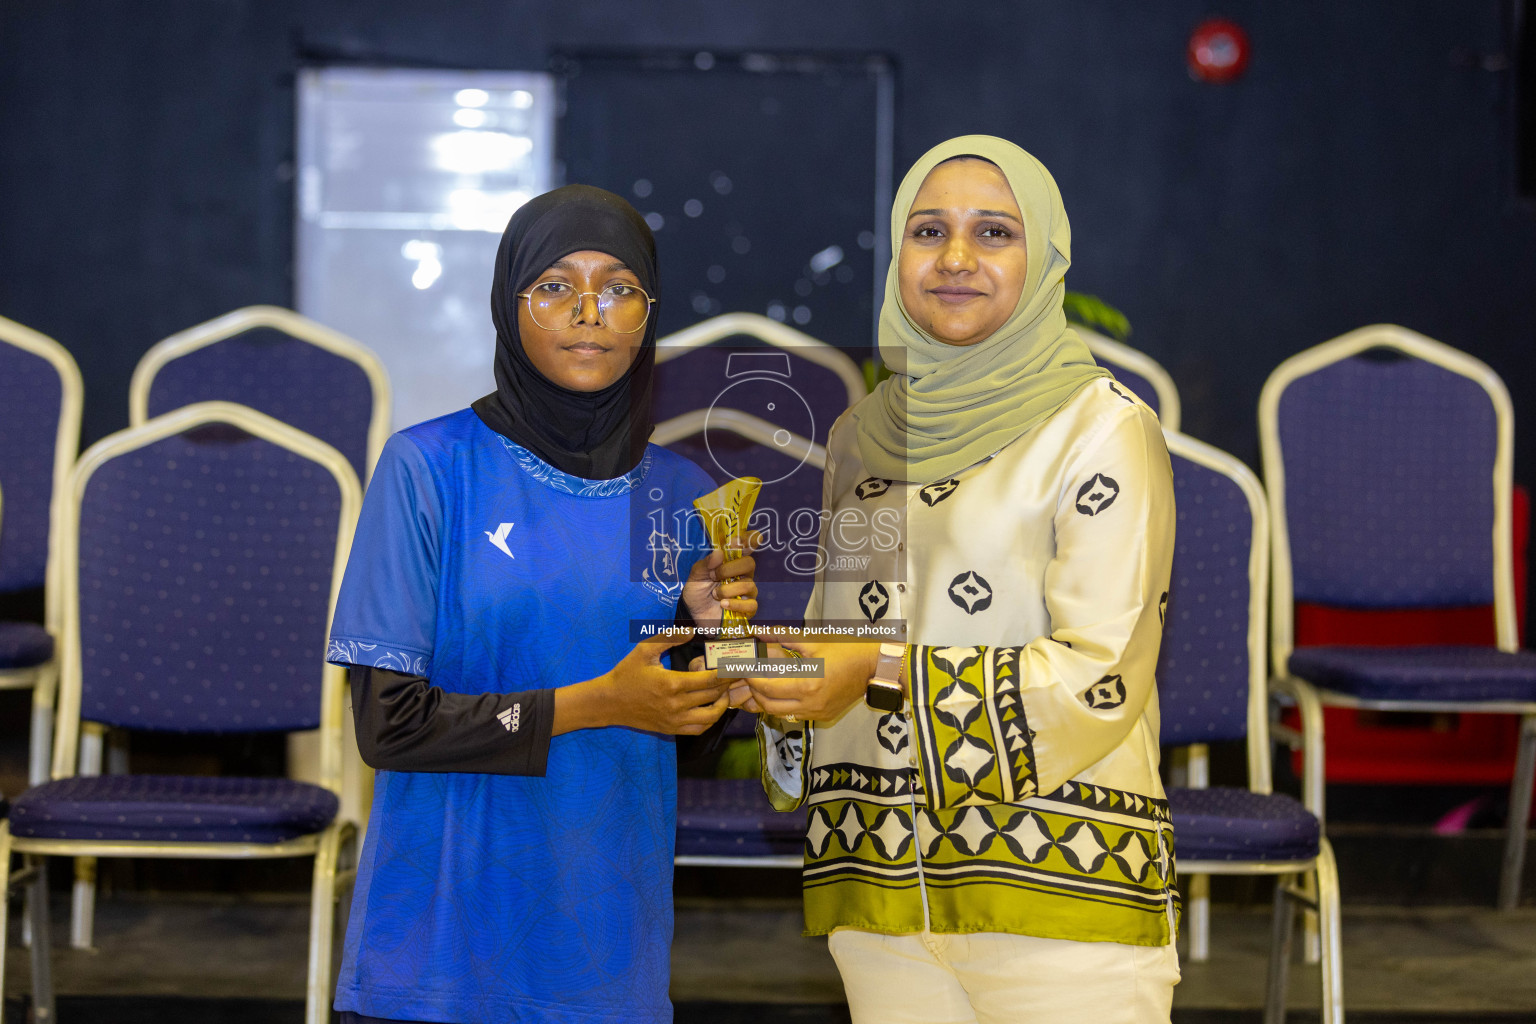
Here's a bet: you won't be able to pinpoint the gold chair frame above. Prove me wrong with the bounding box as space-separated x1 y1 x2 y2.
0 401 362 1023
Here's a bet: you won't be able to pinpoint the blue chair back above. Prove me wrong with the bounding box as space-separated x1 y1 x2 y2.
75 418 348 733
1273 349 1497 609
1157 432 1272 792
1158 445 1261 747
0 320 80 595
655 344 855 450
1078 329 1181 433
132 306 390 487
142 328 376 484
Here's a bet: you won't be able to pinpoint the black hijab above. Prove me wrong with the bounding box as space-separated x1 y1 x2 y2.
473 184 658 480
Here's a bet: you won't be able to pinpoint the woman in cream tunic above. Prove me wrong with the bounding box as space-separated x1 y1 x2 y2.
744 136 1180 1024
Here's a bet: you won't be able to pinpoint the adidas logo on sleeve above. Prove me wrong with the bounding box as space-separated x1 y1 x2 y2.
497 704 521 733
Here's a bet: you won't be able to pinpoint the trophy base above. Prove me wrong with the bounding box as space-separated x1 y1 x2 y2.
703 637 768 671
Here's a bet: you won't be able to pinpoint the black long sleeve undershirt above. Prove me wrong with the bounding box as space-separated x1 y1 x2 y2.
349 664 556 775
348 598 734 775
350 665 736 774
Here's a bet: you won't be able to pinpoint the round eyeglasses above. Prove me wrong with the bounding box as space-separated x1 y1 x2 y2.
516 281 655 334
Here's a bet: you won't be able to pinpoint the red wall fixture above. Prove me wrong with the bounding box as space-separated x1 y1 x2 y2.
1187 18 1251 83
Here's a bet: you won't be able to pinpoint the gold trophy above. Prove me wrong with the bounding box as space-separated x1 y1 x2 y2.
693 476 767 671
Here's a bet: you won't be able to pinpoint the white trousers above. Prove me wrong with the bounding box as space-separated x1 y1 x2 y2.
828 928 1180 1024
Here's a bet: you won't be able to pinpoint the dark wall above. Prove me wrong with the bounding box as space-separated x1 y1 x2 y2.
3 1 1533 475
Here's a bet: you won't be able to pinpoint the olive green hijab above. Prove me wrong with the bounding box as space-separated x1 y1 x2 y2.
853 135 1107 482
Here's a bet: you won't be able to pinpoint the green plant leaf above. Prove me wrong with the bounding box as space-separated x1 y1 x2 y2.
862 356 897 393
1063 291 1132 342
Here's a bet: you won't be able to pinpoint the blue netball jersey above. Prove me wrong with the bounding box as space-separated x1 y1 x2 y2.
328 409 713 1023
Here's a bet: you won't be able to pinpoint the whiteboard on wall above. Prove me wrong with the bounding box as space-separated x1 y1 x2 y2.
296 68 556 431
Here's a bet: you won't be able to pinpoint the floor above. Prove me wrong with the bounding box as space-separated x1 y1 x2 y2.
2 890 1532 1019
0 689 1530 1021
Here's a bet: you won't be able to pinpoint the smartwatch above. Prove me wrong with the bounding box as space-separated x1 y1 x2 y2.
865 642 907 713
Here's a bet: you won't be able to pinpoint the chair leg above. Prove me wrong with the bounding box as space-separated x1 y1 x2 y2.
0 824 11 1007
1498 713 1536 911
27 662 57 787
70 855 97 954
1262 874 1297 1024
306 823 352 1024
27 855 55 1023
1188 873 1210 961
1301 868 1321 964
69 723 105 951
19 664 57 954
1314 839 1345 1024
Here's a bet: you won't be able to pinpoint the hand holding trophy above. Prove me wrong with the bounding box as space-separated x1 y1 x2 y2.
692 476 768 670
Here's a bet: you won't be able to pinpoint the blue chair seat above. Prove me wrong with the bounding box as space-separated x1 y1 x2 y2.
1168 786 1319 862
676 778 803 858
0 621 52 670
1288 645 1536 702
9 775 338 844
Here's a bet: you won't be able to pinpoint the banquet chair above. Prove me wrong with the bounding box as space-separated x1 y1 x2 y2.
1160 429 1343 1024
1260 325 1536 911
130 304 391 485
115 304 386 943
656 412 820 868
0 401 362 1024
0 316 84 789
1079 327 1181 432
654 312 866 449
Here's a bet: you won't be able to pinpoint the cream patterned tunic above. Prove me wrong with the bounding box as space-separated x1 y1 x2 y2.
761 378 1179 945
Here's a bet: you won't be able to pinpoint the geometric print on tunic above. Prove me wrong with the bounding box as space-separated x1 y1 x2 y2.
803 790 1177 930
912 796 1173 900
876 711 908 754
858 580 891 623
854 477 892 500
809 761 920 805
784 643 1179 944
1074 473 1120 516
909 645 1037 808
805 800 917 862
1082 674 1128 710
919 479 960 506
1035 778 1173 826
947 571 994 615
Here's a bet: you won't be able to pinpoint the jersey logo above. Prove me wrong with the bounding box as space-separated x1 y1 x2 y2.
647 526 680 581
497 704 521 732
641 523 684 606
485 522 515 559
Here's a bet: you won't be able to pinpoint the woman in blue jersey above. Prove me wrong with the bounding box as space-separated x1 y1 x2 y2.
326 184 754 1024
